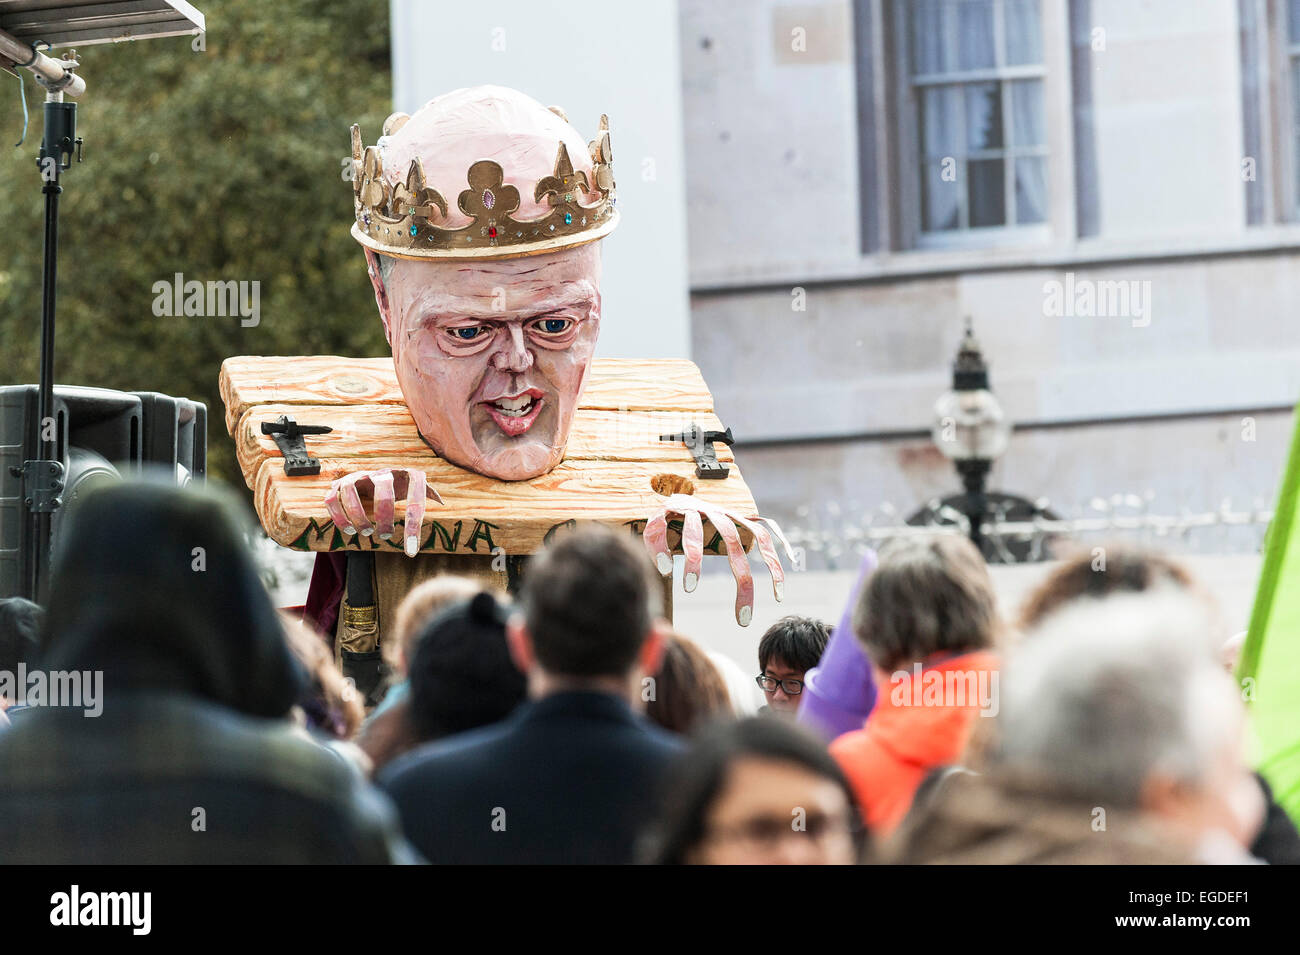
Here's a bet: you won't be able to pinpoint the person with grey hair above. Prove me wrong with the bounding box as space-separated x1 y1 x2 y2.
894 593 1266 864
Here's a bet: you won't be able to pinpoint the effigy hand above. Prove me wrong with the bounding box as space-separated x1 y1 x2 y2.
323 467 443 557
643 493 794 626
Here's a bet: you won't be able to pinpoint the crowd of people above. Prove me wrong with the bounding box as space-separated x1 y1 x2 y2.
0 479 1292 865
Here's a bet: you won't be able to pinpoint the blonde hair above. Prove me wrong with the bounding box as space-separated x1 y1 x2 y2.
389 576 487 674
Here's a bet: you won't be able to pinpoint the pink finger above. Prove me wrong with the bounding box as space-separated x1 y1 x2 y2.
324 483 353 535
403 469 427 557
643 511 671 576
371 470 397 539
698 506 754 626
339 478 374 536
729 513 785 601
755 516 796 563
681 509 704 593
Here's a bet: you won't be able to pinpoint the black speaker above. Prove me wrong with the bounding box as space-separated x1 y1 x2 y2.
0 384 206 600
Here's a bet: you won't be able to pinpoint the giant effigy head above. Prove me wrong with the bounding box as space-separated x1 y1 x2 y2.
349 85 618 481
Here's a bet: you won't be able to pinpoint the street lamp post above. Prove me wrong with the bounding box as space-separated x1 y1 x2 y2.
931 320 1012 555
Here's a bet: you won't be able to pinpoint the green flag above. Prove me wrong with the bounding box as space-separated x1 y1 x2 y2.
1239 404 1300 823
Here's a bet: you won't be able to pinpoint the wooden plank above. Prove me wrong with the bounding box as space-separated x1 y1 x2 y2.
220 356 399 434
579 360 714 413
234 404 732 486
220 355 713 435
252 455 758 556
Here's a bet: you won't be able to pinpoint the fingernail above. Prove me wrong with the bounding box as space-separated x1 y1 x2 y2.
684 572 698 593
360 527 373 537
738 605 753 627
775 581 784 601
343 525 355 536
379 532 392 541
655 553 672 576
405 538 418 557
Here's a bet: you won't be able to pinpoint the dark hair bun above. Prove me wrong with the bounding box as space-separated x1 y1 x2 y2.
469 591 499 624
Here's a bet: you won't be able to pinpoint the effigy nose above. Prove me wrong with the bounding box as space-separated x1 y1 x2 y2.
493 323 533 372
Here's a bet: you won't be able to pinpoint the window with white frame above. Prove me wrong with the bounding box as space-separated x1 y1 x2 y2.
1288 0 1300 214
907 0 1048 235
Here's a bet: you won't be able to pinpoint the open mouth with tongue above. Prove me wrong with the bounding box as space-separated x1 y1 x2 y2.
482 388 545 437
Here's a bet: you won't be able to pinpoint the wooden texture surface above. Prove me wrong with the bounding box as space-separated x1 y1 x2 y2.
220 355 715 434
220 355 758 556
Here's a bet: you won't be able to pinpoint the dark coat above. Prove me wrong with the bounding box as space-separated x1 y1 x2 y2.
380 690 683 864
0 482 413 864
0 694 412 863
1252 773 1300 865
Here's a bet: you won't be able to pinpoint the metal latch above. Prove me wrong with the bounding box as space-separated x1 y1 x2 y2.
16 459 65 512
261 415 333 476
659 421 735 480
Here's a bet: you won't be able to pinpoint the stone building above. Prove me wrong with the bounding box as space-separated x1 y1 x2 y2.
680 0 1300 561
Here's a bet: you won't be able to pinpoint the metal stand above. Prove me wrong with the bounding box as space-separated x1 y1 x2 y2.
22 91 82 601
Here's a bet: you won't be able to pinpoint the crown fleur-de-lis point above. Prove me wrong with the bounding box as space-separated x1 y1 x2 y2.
393 158 448 221
535 142 591 206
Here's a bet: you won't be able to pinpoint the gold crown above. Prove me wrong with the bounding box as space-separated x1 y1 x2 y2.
348 111 618 261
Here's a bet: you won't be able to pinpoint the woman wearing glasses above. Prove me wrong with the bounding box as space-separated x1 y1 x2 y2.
640 717 865 865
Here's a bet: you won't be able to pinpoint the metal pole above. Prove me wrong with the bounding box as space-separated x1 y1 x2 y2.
958 458 991 558
0 30 86 98
32 112 61 600
24 93 78 601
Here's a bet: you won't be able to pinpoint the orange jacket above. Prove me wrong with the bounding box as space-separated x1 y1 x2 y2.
830 651 999 835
